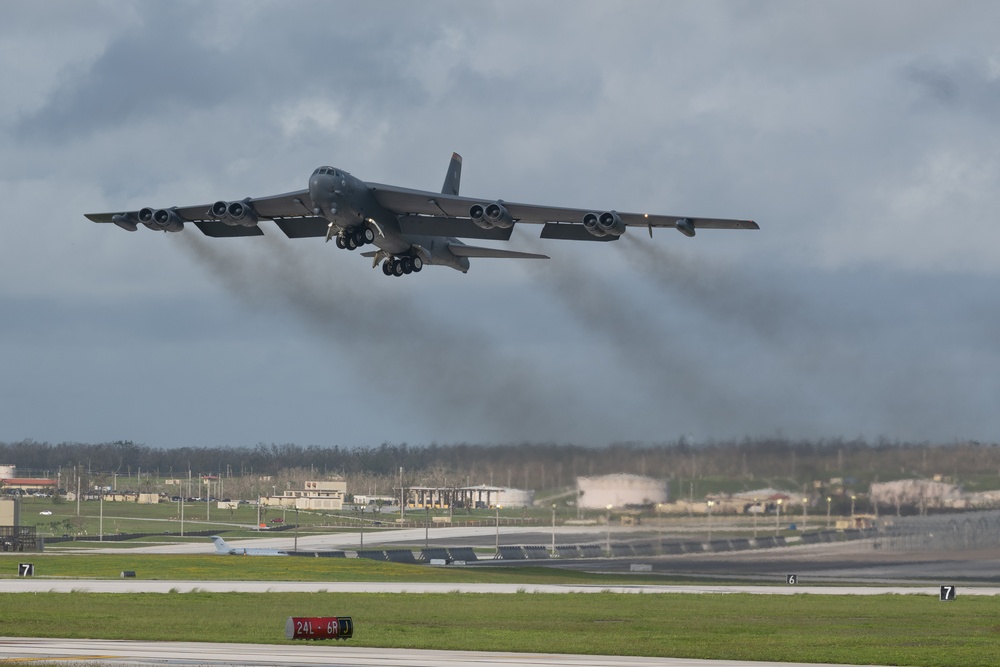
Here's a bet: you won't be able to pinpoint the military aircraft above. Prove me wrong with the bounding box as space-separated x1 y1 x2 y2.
85 154 758 276
211 535 288 556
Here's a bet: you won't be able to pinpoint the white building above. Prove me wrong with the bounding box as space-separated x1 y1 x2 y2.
263 480 346 511
576 474 668 509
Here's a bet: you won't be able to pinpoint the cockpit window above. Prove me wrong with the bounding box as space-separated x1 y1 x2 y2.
313 167 337 176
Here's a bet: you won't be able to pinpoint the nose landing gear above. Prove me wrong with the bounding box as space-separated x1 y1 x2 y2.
381 256 423 277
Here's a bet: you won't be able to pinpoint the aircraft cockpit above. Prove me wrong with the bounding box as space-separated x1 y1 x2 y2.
312 167 343 177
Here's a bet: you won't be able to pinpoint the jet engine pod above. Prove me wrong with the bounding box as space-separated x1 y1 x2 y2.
211 201 230 218
226 199 259 227
598 211 626 237
139 207 184 232
469 201 513 230
583 212 607 238
484 201 513 229
469 203 490 229
675 217 696 237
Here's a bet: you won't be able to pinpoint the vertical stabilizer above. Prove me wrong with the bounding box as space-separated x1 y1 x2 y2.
442 152 462 196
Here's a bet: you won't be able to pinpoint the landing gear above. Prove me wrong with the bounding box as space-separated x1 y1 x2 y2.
335 226 375 251
381 256 423 277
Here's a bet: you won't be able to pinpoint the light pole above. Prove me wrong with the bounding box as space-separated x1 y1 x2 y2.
656 503 663 543
179 495 184 537
99 490 104 542
359 506 364 547
850 494 856 519
775 498 782 535
801 498 808 531
495 504 502 551
605 504 613 556
294 507 299 552
826 496 831 528
551 503 557 555
706 500 714 542
753 498 759 538
425 506 429 549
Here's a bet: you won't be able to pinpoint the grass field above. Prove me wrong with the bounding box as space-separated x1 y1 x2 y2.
0 553 702 585
0 590 997 666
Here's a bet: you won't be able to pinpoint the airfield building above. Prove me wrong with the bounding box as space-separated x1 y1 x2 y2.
576 474 668 509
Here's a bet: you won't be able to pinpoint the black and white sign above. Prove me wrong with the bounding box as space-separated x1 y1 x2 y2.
786 574 797 585
940 585 956 601
18 563 33 577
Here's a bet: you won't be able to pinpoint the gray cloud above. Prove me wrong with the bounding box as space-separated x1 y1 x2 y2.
4 1 1000 447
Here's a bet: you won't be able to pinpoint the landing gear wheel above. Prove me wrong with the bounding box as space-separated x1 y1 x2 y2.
402 257 413 274
382 260 393 276
392 260 405 277
335 235 346 250
411 256 423 272
345 235 357 250
361 227 375 244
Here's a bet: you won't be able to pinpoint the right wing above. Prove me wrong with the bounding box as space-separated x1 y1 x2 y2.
85 189 332 239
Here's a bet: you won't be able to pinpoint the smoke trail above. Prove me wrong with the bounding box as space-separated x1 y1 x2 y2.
521 237 766 432
175 232 594 442
619 234 815 342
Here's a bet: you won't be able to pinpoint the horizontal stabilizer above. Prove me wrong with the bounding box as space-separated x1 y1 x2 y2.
447 244 548 259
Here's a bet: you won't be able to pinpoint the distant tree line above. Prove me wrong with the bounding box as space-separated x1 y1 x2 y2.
4 438 1000 499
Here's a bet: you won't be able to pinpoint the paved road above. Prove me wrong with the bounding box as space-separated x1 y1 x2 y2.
0 637 892 667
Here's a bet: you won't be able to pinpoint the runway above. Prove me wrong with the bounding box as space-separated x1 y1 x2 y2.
0 637 893 667
5 578 1000 596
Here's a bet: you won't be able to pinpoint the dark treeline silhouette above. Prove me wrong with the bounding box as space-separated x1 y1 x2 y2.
3 438 1000 495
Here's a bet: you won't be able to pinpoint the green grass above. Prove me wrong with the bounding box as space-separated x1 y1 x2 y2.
0 553 724 585
0 591 997 665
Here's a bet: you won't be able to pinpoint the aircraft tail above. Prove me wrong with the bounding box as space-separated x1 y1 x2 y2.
442 153 462 196
210 535 230 554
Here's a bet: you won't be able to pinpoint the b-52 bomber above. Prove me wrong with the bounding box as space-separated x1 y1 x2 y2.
85 153 758 276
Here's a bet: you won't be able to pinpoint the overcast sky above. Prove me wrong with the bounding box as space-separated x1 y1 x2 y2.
3 1 1000 449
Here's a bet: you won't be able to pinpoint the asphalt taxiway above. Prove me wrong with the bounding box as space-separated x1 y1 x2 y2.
0 637 900 667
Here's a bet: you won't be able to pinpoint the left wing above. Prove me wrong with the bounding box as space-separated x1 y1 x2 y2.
368 183 758 241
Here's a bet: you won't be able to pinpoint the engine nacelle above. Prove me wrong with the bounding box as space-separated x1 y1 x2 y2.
469 203 490 229
484 201 514 229
226 200 259 227
675 217 696 237
583 212 606 238
598 211 626 237
139 207 184 232
469 201 513 229
211 200 259 227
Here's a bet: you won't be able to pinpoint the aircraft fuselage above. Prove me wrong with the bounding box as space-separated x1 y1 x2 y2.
308 167 469 272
